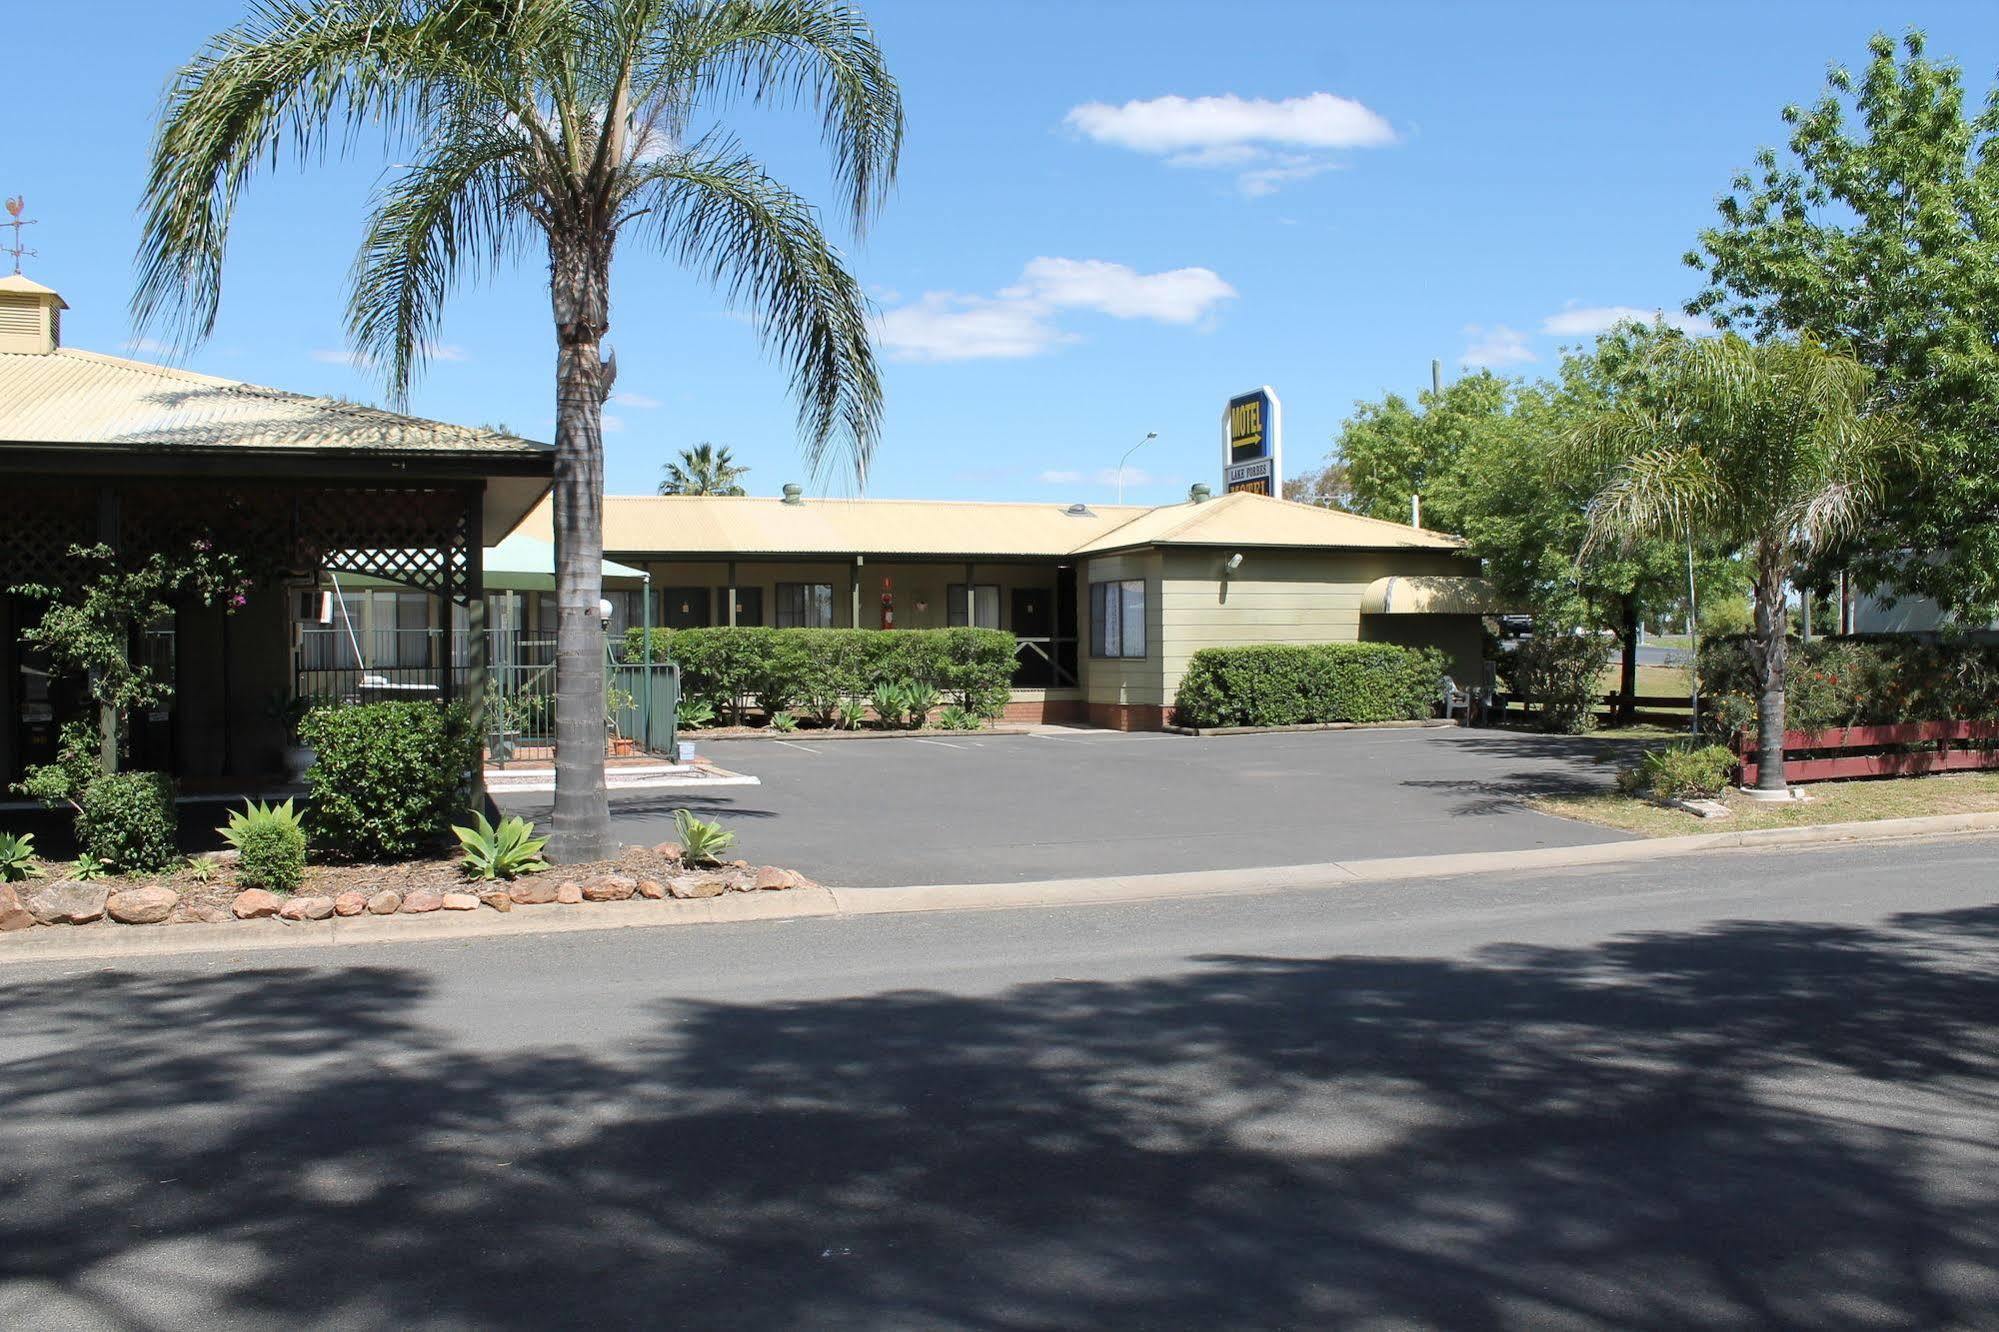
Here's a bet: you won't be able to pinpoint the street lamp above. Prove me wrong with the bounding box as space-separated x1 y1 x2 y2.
1116 431 1157 505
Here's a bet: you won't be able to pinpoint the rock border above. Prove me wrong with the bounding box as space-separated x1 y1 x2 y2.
0 843 819 937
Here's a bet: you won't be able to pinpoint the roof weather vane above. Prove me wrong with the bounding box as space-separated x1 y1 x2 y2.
3 196 36 275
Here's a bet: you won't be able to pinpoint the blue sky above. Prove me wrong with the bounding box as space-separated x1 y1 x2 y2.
10 1 1999 504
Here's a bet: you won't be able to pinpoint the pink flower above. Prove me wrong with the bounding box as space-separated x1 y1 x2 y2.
228 592 248 609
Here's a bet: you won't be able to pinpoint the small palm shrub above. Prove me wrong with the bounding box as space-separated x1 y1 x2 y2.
72 854 110 882
904 683 942 728
676 697 717 730
935 704 979 732
219 798 308 894
453 812 551 881
1617 743 1738 801
0 832 42 883
78 771 180 872
769 710 799 733
869 681 911 728
673 808 737 865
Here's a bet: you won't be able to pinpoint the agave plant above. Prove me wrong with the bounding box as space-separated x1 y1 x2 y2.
672 808 737 865
903 683 942 729
0 832 43 883
453 812 552 882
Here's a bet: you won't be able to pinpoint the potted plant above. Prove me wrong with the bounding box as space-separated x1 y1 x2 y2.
266 692 317 781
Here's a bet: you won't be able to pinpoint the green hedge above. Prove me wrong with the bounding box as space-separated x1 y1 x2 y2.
1173 643 1447 729
298 702 480 860
1699 634 1999 736
621 626 1016 723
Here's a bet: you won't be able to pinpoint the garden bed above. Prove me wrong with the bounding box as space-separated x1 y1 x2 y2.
0 841 818 935
1533 772 1999 836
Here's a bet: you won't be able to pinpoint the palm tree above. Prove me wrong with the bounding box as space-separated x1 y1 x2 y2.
135 0 902 861
1569 334 1912 792
659 441 748 495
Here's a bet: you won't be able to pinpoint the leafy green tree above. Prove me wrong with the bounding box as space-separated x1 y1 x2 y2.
1687 29 1999 619
1570 335 1914 791
136 0 903 861
1334 371 1512 530
659 442 750 495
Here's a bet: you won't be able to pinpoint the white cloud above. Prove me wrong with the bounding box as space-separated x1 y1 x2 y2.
1065 91 1393 195
1460 324 1536 368
1066 92 1394 155
877 257 1236 363
612 392 662 409
1039 469 1084 484
1540 303 1714 338
1041 466 1178 491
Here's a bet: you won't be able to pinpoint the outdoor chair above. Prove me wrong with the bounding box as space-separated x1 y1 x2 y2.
1439 675 1472 723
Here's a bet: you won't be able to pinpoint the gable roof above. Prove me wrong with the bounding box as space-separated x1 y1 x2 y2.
0 346 548 460
518 490 1463 559
1071 491 1462 554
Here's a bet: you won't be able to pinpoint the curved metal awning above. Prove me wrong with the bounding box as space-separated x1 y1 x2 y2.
1361 575 1504 615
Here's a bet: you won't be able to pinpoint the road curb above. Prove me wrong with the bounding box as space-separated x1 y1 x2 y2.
3 811 1993 964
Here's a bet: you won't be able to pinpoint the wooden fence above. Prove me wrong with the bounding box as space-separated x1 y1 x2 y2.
1733 720 1999 785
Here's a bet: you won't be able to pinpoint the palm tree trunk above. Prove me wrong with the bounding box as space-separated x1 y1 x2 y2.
546 235 614 863
1749 545 1789 792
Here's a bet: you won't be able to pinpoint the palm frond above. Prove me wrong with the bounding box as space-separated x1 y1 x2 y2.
660 0 904 231
623 139 881 483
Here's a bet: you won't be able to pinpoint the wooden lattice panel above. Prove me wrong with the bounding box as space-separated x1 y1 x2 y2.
0 485 100 589
3 481 476 604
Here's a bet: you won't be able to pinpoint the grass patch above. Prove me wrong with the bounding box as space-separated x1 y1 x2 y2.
1534 771 1999 837
1598 662 1693 700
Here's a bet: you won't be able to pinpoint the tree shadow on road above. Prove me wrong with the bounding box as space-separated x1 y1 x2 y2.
0 904 1993 1328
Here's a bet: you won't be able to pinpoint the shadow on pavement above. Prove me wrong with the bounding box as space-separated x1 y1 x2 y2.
0 905 1994 1327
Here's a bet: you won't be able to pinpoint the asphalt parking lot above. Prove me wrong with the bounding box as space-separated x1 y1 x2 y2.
500 726 1640 887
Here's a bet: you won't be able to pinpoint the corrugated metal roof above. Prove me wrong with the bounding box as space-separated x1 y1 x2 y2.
0 347 548 458
1073 491 1463 553
517 489 1464 559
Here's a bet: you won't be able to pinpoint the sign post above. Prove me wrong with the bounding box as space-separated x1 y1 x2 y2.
1222 387 1282 497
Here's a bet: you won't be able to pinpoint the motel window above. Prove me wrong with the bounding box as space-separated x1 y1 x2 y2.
1089 579 1146 659
946 584 1001 629
776 582 836 629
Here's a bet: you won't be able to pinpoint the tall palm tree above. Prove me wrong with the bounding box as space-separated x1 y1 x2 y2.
135 0 902 861
1569 335 1913 792
659 441 748 495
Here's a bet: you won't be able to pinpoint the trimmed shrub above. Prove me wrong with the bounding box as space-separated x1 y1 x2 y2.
298 702 479 861
1617 743 1738 801
633 627 1018 725
1173 643 1446 729
621 626 675 663
1698 634 1999 737
1501 633 1606 734
78 771 179 873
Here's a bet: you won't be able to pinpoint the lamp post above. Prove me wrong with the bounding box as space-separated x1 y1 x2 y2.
1116 431 1157 505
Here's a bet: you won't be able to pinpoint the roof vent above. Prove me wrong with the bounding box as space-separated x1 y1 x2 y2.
1189 483 1212 504
0 273 66 355
781 483 804 505
1064 502 1096 518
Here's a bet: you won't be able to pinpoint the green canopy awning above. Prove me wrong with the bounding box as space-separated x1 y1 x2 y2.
481 532 649 591
332 533 647 593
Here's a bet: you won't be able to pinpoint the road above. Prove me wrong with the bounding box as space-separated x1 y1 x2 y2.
1 837 1994 1328
500 727 1640 886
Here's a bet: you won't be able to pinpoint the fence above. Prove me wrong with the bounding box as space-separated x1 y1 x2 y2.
298 628 678 761
1733 720 1999 785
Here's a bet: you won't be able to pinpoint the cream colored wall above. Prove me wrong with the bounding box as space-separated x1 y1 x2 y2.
1156 547 1482 703
1079 551 1166 707
634 559 1064 630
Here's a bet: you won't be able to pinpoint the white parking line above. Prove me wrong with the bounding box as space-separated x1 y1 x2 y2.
911 737 970 750
774 740 824 754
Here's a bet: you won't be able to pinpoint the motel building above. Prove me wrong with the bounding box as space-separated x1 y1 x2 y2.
516 484 1498 730
2 272 1497 779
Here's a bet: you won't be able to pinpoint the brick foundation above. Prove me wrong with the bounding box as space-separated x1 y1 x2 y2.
1002 697 1087 724
1086 702 1169 732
